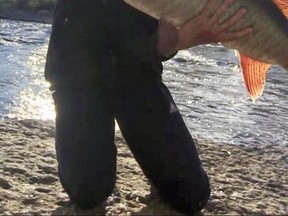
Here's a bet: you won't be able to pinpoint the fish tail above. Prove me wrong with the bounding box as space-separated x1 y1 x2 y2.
239 53 270 102
273 0 288 17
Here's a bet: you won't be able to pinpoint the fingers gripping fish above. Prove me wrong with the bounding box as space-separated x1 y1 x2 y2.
123 0 288 102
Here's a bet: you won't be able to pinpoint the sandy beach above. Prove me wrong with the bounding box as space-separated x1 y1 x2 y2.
0 119 287 215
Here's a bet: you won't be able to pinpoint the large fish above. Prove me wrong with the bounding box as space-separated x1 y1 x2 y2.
123 0 288 102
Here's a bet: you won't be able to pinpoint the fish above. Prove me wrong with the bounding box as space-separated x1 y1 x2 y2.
123 0 288 102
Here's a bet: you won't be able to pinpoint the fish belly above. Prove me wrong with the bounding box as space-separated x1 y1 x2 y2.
123 0 288 68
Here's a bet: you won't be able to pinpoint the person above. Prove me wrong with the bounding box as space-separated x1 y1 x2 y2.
45 0 252 215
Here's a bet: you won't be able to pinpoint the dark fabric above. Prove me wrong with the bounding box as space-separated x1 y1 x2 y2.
45 0 166 90
114 81 210 213
46 0 210 214
52 89 116 209
45 0 114 91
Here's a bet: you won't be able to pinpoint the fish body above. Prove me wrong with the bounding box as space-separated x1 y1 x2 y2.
123 0 288 102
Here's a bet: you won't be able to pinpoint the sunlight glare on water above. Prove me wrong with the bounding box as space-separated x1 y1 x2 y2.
0 19 55 121
7 45 55 121
1 19 287 146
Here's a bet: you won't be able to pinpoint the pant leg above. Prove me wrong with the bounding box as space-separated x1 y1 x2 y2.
114 81 210 214
53 89 116 209
46 1 117 209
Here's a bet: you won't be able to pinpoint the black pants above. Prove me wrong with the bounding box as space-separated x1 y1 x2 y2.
46 0 210 214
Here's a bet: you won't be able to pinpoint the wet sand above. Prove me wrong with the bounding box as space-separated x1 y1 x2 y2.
0 119 287 215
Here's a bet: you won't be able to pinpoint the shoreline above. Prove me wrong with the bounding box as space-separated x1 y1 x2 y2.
0 119 287 215
0 10 52 24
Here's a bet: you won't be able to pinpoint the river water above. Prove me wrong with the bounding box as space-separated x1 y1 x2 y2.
1 19 287 146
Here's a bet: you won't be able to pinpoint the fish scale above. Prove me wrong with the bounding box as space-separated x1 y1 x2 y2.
123 0 288 102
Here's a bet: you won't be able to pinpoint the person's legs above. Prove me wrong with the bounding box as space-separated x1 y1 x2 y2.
115 81 210 214
46 1 117 209
53 89 116 209
106 1 209 212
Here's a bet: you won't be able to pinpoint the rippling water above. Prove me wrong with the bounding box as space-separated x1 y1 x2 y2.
1 19 287 146
0 19 53 120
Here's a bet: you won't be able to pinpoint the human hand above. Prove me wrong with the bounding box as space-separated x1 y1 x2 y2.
157 0 253 56
177 0 253 49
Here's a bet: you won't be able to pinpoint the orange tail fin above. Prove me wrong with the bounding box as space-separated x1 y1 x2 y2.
273 0 288 16
239 53 270 103
240 0 287 103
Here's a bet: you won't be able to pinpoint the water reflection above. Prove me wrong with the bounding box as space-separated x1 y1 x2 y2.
7 45 55 121
1 19 287 146
0 19 54 121
163 46 288 146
